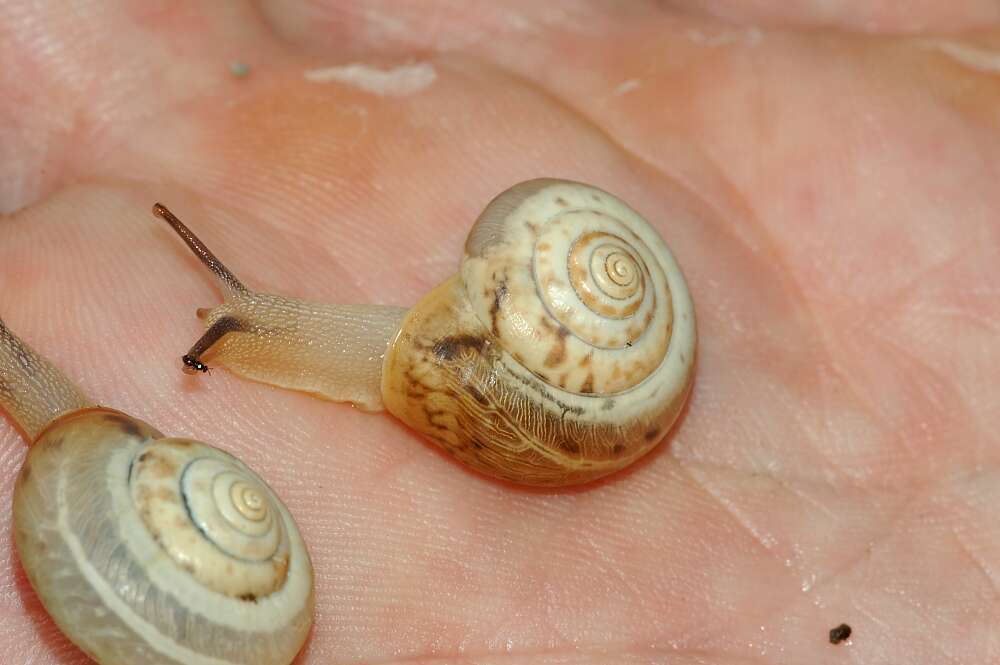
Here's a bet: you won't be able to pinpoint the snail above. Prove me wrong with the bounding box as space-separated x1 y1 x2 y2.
0 317 313 665
153 179 696 486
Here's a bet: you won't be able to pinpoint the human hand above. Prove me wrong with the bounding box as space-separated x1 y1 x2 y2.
2 2 998 663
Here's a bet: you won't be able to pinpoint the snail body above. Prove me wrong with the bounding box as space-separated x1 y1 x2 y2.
155 179 696 486
0 321 313 665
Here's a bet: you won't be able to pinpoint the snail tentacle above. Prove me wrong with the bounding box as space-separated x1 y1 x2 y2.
0 317 92 439
154 204 407 411
152 203 249 298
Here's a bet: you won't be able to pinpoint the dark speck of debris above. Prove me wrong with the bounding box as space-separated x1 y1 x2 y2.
829 623 852 645
229 61 250 78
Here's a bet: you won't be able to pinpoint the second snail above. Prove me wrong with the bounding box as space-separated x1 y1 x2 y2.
153 179 696 486
0 317 313 665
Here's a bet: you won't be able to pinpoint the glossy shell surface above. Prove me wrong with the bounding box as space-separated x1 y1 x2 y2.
382 179 696 485
13 408 313 665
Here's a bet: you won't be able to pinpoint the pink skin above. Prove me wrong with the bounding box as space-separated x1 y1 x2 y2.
1 2 999 664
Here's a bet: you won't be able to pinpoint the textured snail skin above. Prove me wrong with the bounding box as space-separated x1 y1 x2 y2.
381 180 696 485
13 407 314 665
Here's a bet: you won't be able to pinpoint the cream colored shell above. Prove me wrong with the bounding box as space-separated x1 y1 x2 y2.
382 179 696 485
13 408 313 665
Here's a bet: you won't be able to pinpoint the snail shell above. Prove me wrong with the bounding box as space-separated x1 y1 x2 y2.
381 179 696 485
13 407 313 665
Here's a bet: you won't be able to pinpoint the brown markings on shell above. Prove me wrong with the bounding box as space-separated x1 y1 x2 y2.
566 231 646 321
273 555 289 580
139 450 179 479
543 323 569 369
382 278 661 485
489 280 508 337
102 412 143 439
432 335 486 362
383 271 691 485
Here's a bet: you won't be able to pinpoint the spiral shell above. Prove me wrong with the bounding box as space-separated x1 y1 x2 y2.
13 408 313 665
382 179 696 485
463 179 678 395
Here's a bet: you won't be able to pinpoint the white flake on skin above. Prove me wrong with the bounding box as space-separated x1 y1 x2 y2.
304 62 437 97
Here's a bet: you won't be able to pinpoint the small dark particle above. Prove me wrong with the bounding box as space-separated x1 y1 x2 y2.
829 623 852 645
239 593 258 603
229 61 251 78
644 428 660 442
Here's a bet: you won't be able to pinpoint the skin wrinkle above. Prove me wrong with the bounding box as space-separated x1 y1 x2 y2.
356 646 764 665
949 523 1000 599
678 456 950 626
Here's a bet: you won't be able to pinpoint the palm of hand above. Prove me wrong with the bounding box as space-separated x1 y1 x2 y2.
1 3 998 664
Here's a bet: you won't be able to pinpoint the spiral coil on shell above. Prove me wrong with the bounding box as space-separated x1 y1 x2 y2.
383 179 696 485
13 408 313 665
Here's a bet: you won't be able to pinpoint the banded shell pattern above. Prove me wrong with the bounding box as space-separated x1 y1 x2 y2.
382 179 696 485
13 408 313 665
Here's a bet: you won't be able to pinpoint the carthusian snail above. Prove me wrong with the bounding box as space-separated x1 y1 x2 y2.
153 179 696 486
0 317 313 664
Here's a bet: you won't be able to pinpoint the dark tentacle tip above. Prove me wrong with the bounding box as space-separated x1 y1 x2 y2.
182 354 211 375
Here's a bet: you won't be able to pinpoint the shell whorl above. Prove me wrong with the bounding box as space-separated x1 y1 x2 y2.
463 179 689 400
13 408 313 665
382 179 696 485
